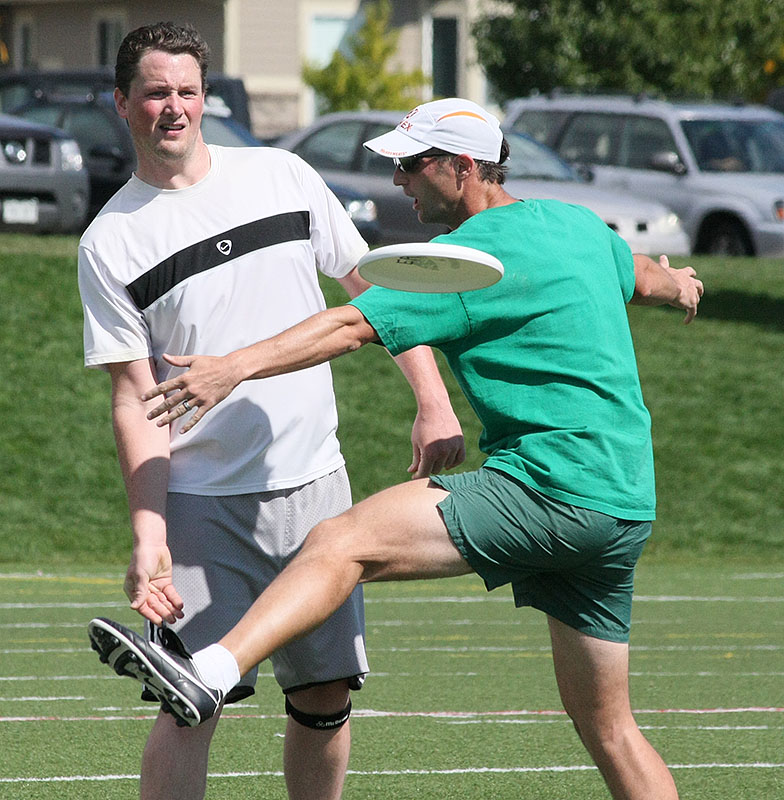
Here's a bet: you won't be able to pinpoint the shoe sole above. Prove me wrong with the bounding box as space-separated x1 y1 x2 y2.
88 618 214 727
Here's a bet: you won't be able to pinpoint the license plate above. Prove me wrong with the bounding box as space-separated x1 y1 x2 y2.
2 198 39 224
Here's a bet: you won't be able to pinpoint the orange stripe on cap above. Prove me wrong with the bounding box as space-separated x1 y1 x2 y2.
437 111 488 123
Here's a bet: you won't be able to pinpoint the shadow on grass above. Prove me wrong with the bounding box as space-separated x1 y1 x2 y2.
681 288 784 331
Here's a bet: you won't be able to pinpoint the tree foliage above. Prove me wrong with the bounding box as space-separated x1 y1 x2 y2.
473 0 784 103
303 0 428 112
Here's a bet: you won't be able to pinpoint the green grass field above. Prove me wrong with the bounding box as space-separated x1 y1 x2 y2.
0 234 782 796
1 566 782 798
0 234 782 564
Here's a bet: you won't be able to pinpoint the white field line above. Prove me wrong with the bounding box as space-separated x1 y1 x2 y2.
0 696 84 702
2 642 783 657
448 720 784 731
2 595 784 610
731 573 784 579
366 596 784 604
2 706 783 724
0 601 126 609
0 675 122 682
0 622 84 629
2 762 784 784
2 670 783 689
1 648 92 655
2 570 781 584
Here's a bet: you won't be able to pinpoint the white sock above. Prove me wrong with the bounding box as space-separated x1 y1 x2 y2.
191 644 241 695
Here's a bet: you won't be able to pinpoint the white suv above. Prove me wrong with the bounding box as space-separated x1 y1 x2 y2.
504 94 784 256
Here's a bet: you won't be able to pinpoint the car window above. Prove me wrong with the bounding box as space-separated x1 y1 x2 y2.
505 132 576 180
201 115 254 147
294 121 364 171
0 85 35 114
358 122 400 175
508 109 569 146
618 115 679 169
64 107 123 157
558 112 621 165
681 118 784 173
14 106 63 128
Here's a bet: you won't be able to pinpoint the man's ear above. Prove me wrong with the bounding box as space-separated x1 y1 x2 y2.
452 153 475 179
114 87 128 119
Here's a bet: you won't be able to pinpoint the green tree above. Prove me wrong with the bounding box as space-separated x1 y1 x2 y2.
303 0 429 112
473 0 784 103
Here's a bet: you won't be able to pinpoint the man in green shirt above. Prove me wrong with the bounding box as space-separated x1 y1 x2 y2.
90 98 702 800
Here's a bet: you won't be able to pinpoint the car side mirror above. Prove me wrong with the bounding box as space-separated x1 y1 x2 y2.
573 162 595 182
649 151 687 175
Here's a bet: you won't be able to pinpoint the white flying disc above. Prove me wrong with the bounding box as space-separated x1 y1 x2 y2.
357 242 504 293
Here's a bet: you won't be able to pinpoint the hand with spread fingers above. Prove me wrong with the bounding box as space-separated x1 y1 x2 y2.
142 353 242 433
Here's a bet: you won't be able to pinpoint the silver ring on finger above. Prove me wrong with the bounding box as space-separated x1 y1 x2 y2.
181 399 192 412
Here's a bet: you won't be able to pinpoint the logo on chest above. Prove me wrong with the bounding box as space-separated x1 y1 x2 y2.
216 239 233 256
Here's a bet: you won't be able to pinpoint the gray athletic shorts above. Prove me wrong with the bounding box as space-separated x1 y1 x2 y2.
158 467 368 702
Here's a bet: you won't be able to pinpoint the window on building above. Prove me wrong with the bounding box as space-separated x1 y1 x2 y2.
97 17 125 67
309 16 351 68
432 17 457 98
14 19 34 68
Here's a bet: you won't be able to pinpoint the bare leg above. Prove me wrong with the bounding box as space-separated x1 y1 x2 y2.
140 708 221 800
220 478 472 675
141 684 352 800
547 616 679 800
284 681 352 800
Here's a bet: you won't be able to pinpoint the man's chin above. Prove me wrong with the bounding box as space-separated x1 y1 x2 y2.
153 140 197 163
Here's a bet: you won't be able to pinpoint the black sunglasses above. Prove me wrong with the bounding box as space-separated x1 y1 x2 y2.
393 150 453 173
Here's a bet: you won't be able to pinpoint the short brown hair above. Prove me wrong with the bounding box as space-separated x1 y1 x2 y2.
115 21 210 96
475 138 510 184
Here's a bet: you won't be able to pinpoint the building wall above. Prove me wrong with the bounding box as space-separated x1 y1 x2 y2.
0 2 225 70
226 0 314 138
234 0 492 137
0 0 494 138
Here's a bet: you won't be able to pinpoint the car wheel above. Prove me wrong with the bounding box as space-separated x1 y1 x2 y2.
698 217 753 256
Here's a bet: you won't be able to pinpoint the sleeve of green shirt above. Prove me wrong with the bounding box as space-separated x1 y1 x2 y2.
349 285 471 356
610 231 636 303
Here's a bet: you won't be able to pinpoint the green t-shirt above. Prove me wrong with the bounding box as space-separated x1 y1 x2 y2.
350 200 655 520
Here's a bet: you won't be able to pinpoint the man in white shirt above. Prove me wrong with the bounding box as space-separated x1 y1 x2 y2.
79 22 464 800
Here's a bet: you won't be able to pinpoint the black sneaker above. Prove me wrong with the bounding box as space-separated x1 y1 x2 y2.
87 617 223 727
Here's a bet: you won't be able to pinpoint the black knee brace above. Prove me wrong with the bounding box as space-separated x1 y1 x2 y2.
285 696 352 731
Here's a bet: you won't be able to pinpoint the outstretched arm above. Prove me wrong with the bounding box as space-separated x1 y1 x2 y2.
146 269 465 475
630 254 704 323
142 305 378 430
338 268 465 477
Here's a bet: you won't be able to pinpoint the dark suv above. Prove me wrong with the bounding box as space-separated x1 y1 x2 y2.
13 93 260 220
505 94 784 256
0 112 88 232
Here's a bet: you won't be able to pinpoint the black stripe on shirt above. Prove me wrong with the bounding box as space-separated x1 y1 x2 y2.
126 210 311 310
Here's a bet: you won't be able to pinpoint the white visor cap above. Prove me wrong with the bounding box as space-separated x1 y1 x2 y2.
363 98 503 162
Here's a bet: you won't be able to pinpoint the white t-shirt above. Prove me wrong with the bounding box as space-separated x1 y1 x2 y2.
78 145 369 495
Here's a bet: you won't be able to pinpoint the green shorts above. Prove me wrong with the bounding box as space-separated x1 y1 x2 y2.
430 467 652 643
